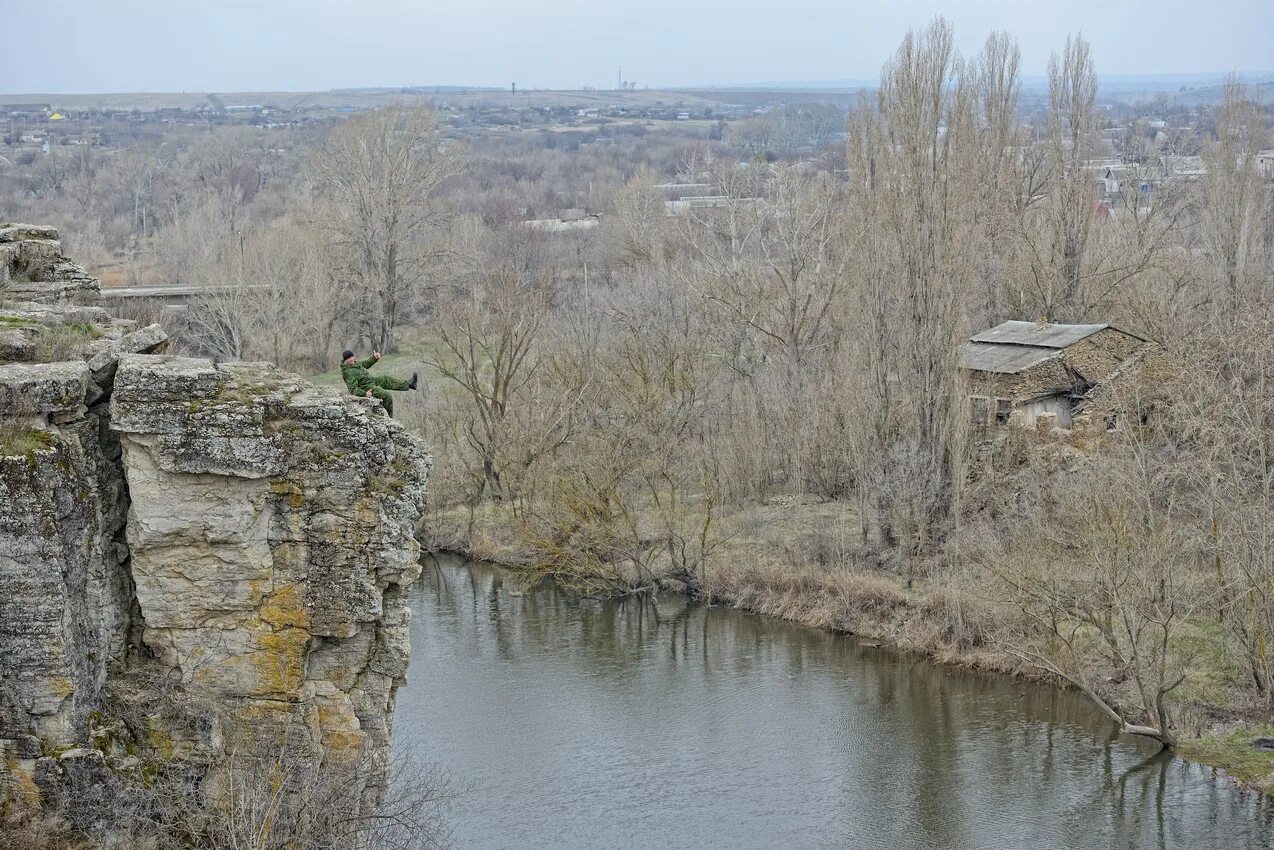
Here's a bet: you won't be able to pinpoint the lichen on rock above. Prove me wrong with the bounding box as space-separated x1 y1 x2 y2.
0 225 432 822
113 353 430 791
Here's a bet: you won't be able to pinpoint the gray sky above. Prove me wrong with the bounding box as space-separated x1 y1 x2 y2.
3 0 1271 93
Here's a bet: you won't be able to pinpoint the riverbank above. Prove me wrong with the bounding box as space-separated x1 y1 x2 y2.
401 554 1274 848
425 497 1274 797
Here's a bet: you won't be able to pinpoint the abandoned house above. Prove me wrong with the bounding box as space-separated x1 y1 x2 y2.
959 320 1163 431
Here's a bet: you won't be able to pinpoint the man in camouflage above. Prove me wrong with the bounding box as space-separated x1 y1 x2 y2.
340 349 418 417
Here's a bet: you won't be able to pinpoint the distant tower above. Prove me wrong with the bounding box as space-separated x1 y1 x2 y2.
617 67 622 91
512 82 517 94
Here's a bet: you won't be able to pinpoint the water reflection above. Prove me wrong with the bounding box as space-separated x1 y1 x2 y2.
397 556 1274 849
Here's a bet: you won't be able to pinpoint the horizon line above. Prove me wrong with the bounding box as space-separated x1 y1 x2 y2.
4 70 1273 100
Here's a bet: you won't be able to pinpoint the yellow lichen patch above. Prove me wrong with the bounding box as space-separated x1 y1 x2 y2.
235 698 295 724
254 626 309 697
243 577 271 608
323 728 365 753
315 699 364 753
49 676 74 699
261 584 310 630
3 755 41 806
270 479 307 510
352 500 381 535
145 723 176 761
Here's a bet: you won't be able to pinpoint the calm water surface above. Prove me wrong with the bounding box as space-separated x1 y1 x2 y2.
395 556 1274 849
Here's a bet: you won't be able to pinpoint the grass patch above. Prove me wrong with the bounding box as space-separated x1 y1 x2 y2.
1174 618 1246 707
0 315 39 329
32 322 101 362
0 426 52 458
1180 725 1274 794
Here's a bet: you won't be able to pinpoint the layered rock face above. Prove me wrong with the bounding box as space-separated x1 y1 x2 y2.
0 225 431 814
0 223 101 305
112 355 429 776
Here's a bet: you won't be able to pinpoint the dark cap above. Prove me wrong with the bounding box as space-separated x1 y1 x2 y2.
341 349 355 361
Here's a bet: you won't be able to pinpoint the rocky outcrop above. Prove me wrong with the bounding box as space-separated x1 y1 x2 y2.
111 354 429 784
0 226 431 821
0 224 101 304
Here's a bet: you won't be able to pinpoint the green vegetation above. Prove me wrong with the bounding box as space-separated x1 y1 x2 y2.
212 366 292 405
32 321 101 362
0 426 52 459
1180 728 1274 794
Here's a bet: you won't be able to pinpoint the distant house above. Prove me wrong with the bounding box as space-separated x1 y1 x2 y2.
522 212 600 233
1159 154 1207 181
1258 151 1274 182
2 103 50 117
959 321 1164 431
655 182 714 201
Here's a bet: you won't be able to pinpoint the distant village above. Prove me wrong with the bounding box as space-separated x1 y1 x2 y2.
7 88 1270 220
0 92 771 153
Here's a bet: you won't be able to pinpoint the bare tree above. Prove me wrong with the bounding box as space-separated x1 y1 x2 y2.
109 147 166 238
185 216 348 371
1043 34 1100 317
994 442 1214 747
845 16 979 557
1200 78 1271 320
428 266 579 502
310 105 462 351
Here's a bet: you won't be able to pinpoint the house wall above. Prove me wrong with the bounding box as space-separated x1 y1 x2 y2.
966 358 1072 403
1015 395 1072 428
1080 345 1178 423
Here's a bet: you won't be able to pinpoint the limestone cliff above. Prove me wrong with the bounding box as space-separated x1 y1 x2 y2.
0 225 431 820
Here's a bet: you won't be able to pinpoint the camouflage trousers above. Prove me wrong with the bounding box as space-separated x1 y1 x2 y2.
367 375 410 417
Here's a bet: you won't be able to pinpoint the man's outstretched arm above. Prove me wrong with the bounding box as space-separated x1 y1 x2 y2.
361 351 382 369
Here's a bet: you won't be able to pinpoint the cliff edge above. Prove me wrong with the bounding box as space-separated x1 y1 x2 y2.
0 225 431 828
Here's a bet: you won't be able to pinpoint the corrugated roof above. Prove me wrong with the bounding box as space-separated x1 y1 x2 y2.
970 321 1110 348
958 342 1062 374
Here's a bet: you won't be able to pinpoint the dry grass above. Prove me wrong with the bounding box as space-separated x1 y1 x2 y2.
426 502 531 566
0 807 95 850
0 424 52 458
427 496 1035 675
704 549 1029 677
32 322 100 362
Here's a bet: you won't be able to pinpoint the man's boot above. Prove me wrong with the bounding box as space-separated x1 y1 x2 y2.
408 373 419 390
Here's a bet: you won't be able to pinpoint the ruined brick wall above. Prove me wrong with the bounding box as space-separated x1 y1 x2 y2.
967 358 1072 405
1062 328 1147 385
1080 345 1179 423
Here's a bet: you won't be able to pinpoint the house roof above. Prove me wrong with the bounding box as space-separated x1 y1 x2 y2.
961 321 1148 376
970 321 1115 348
958 342 1063 374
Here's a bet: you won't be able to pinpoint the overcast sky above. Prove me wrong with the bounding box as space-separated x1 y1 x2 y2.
3 0 1271 93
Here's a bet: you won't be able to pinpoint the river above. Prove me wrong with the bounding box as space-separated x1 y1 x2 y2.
394 555 1274 849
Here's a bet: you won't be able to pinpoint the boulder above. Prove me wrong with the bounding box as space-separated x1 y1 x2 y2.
0 361 91 416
